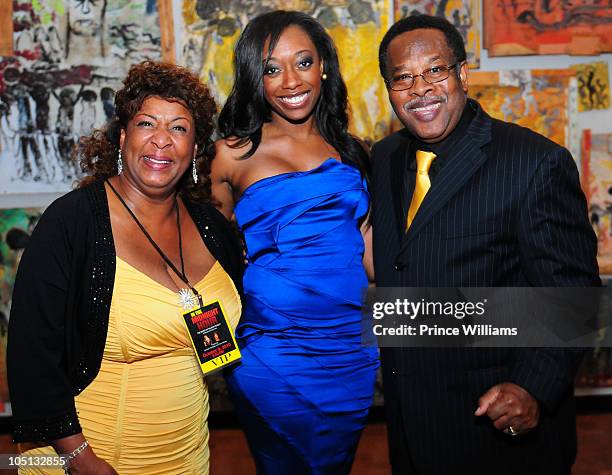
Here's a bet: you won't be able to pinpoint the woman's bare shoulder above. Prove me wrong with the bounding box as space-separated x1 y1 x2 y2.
212 137 251 181
214 136 251 160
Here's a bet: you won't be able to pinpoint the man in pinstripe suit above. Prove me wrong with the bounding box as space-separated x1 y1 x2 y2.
371 15 600 475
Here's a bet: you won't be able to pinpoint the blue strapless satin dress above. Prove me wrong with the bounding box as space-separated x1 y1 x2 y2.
225 158 379 475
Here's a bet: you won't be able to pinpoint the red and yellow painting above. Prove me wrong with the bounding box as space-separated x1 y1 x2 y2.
470 69 576 151
581 130 612 275
484 1 612 56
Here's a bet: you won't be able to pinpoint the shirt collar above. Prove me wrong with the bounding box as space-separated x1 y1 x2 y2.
408 100 476 169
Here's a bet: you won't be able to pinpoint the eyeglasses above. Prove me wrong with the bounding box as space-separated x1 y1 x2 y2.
387 63 461 91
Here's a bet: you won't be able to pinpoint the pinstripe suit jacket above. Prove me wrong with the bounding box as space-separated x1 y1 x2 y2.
371 99 600 475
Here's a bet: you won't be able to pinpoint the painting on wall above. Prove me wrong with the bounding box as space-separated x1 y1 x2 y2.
470 69 579 160
394 0 481 68
582 130 612 276
0 207 43 411
484 1 612 57
0 0 162 194
577 133 612 391
180 0 392 144
571 61 610 112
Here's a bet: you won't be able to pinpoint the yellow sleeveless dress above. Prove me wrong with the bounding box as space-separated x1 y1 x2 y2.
19 258 241 474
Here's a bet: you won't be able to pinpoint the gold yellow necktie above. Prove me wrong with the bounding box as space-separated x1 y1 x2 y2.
406 150 436 231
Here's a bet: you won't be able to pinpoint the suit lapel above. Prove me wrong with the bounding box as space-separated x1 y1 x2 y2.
399 104 493 254
390 135 411 242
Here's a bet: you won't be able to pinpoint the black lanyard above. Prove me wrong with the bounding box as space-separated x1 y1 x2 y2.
106 179 203 307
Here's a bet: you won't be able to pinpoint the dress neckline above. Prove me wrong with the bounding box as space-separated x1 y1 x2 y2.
237 157 343 203
116 256 219 295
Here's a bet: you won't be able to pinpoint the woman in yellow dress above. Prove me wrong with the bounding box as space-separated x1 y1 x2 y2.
7 61 243 474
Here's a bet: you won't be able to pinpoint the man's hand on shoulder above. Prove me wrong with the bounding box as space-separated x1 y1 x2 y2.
474 382 540 436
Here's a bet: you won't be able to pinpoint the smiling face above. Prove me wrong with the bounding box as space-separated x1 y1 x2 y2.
385 28 468 143
119 96 196 197
262 25 323 124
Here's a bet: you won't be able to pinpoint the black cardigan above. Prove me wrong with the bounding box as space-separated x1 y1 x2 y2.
7 180 244 442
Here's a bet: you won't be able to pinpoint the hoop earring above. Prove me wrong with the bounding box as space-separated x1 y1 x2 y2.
192 157 198 184
321 72 328 80
117 150 123 175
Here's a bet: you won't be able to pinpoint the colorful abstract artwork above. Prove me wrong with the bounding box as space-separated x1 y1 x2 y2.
581 130 612 275
394 0 481 68
578 134 612 389
484 1 612 57
571 61 610 112
0 207 43 408
0 0 162 194
180 0 392 143
470 69 578 159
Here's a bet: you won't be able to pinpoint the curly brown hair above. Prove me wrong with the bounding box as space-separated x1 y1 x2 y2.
77 61 217 202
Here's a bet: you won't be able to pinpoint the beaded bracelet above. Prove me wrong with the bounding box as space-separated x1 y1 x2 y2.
63 440 89 474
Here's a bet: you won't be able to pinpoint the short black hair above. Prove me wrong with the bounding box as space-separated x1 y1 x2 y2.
378 14 467 80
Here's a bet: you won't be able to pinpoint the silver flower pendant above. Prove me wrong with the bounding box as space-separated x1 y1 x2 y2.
178 288 199 311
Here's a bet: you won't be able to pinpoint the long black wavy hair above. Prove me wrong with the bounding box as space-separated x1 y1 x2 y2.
218 10 369 178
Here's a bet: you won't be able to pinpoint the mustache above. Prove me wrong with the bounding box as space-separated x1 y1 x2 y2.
403 96 447 110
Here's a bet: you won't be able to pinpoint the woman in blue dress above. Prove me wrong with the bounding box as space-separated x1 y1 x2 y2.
211 10 379 474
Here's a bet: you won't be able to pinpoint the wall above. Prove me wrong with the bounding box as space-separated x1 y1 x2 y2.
1 1 610 209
